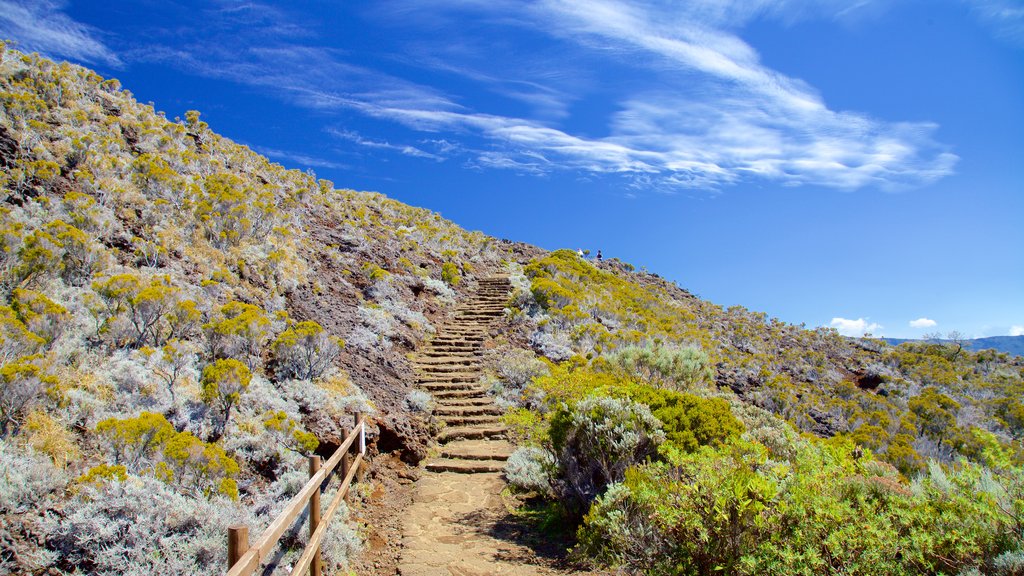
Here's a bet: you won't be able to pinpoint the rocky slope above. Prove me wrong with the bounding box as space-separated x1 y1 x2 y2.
2 46 1022 575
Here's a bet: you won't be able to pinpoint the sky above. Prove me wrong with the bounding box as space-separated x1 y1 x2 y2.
2 0 1022 339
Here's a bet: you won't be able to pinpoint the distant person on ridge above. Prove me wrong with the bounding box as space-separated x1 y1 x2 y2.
577 248 584 258
596 250 603 262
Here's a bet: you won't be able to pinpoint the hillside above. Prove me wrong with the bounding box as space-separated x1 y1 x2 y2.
2 46 1024 576
885 336 1024 358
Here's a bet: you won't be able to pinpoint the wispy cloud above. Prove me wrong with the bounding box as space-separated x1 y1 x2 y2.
130 0 958 192
328 129 443 161
1010 325 1024 337
963 0 1024 45
0 0 121 66
831 317 883 336
252 145 349 171
909 317 938 328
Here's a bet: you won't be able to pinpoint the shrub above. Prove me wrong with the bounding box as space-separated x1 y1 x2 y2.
22 410 80 469
204 301 271 369
11 288 69 345
92 273 186 347
0 358 56 436
578 436 1024 576
0 441 67 514
0 305 45 364
606 342 714 390
548 395 664 516
405 389 433 413
505 446 554 496
604 384 743 453
42 474 252 575
200 358 251 440
96 411 239 499
272 320 341 380
441 261 460 286
263 410 319 455
152 338 196 405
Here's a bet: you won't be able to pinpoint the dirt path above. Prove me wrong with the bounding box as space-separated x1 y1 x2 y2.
397 277 595 576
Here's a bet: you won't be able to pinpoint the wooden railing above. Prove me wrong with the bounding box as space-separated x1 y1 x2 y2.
226 412 367 576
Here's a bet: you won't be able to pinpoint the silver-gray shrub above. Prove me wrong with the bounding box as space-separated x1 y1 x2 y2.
993 550 1024 576
41 474 253 576
550 396 665 515
405 389 433 413
0 441 67 514
484 347 549 408
504 446 554 496
606 342 713 390
529 329 573 363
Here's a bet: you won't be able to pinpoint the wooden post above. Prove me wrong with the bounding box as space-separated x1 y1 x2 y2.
354 412 364 455
340 425 351 499
308 455 322 576
228 525 249 570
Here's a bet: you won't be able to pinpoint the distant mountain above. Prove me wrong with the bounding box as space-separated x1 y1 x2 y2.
884 335 1024 357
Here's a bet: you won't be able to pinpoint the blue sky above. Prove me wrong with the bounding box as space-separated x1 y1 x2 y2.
2 0 1022 338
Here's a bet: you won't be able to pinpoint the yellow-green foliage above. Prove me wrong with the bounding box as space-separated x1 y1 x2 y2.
0 305 45 362
525 250 708 352
95 412 239 499
362 262 390 282
580 436 1024 576
77 463 128 486
23 410 80 468
92 273 190 347
188 172 275 248
263 410 319 455
201 358 251 439
441 261 460 286
272 320 341 380
602 383 743 453
0 358 57 435
11 288 68 344
203 301 270 366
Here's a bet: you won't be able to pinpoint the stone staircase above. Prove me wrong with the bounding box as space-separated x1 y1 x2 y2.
415 276 513 474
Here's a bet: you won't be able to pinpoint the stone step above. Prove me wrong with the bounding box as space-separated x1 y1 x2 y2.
438 425 507 443
424 458 506 474
439 415 503 427
423 342 480 349
416 364 481 373
420 381 483 392
417 374 479 383
415 348 479 356
431 388 489 400
435 397 493 407
440 439 514 461
413 356 478 365
434 405 501 416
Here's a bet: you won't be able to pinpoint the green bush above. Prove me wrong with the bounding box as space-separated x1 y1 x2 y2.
548 395 664 517
606 342 714 390
579 436 1024 576
604 383 743 453
95 412 239 499
441 261 460 286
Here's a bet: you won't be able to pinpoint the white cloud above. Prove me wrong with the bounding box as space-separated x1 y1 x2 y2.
830 317 883 337
0 0 121 66
909 317 938 328
1010 325 1024 337
251 146 349 170
327 129 443 161
963 0 1024 45
134 0 957 191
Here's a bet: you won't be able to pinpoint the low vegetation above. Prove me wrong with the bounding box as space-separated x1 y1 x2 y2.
0 45 512 574
495 250 1024 575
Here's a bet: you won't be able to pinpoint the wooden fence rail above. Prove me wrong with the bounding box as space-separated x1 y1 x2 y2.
226 412 367 576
